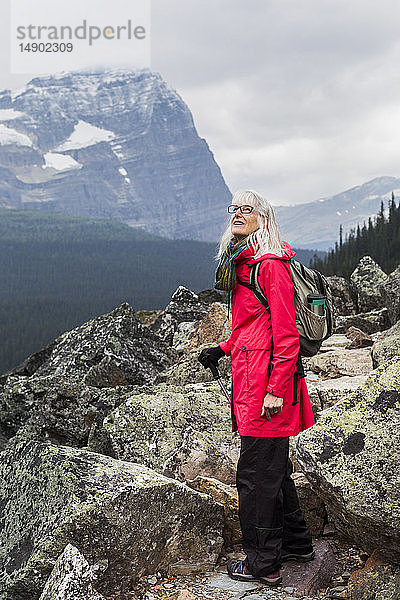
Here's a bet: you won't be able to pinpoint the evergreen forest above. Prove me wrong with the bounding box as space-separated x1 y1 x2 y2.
310 192 400 278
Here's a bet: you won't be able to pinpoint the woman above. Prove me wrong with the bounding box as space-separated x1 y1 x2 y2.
199 190 315 586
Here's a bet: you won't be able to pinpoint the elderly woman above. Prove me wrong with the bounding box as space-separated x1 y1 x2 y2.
199 190 315 586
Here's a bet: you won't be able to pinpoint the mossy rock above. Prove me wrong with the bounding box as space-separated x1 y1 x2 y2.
296 359 400 562
0 441 224 600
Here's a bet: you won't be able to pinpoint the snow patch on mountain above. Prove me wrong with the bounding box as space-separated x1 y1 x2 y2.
0 109 26 121
42 152 82 171
118 167 128 176
55 120 115 151
0 124 33 146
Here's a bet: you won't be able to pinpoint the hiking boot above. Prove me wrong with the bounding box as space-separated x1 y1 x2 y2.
259 571 282 586
281 549 315 563
226 558 257 582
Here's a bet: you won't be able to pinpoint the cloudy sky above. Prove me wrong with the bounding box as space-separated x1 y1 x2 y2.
1 0 400 205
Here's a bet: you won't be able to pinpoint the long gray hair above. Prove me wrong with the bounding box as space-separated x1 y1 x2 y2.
217 189 283 259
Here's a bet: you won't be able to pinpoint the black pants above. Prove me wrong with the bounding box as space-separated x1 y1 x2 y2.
236 436 313 577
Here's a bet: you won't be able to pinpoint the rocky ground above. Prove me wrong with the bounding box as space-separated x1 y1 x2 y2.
1 254 400 600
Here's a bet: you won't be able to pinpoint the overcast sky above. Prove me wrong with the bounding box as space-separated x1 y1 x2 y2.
1 0 400 205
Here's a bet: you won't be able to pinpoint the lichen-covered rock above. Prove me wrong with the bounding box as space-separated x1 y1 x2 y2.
87 382 240 484
151 287 210 346
1 303 177 387
291 473 327 537
307 348 372 379
0 375 134 449
348 552 400 600
182 303 231 353
380 264 400 326
371 320 400 368
156 345 232 386
350 256 388 313
296 359 400 562
0 441 224 600
38 544 105 600
306 374 368 415
327 275 358 316
345 326 373 349
334 308 389 335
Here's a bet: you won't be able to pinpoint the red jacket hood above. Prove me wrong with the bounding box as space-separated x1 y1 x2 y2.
233 240 296 264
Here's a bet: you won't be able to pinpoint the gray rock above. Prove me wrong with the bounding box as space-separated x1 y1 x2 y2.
280 539 336 596
350 256 388 313
207 574 261 592
156 344 232 386
371 320 400 368
38 544 105 600
327 275 358 316
335 308 390 335
307 374 368 415
0 441 224 600
296 359 400 562
380 264 400 326
292 472 327 536
1 303 176 386
307 348 373 379
87 382 240 484
151 287 210 346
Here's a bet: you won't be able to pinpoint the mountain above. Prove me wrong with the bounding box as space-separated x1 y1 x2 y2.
0 68 231 242
274 176 400 250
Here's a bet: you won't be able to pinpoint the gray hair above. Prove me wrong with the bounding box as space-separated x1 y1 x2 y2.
217 189 283 259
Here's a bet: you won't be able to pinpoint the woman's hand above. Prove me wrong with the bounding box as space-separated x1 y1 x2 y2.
261 392 284 420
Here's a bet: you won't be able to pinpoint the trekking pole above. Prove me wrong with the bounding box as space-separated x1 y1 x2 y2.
209 363 231 403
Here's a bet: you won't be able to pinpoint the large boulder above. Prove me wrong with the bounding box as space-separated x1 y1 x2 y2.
327 275 358 316
0 375 132 450
87 382 239 484
348 552 400 600
1 303 176 387
380 264 400 326
307 348 373 379
350 256 388 313
306 374 368 416
296 359 400 562
334 308 389 335
38 544 106 600
151 287 210 346
371 320 400 368
0 441 224 600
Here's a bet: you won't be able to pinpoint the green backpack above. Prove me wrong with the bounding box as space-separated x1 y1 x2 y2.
239 258 334 357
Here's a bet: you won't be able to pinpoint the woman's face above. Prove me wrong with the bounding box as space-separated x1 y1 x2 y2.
230 202 259 239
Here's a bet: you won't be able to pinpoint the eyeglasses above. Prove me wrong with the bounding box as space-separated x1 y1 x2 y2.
227 204 255 214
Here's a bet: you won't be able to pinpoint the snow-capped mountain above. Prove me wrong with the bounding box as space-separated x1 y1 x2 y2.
274 176 400 250
0 68 231 242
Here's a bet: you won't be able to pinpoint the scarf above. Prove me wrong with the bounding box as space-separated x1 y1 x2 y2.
214 237 252 291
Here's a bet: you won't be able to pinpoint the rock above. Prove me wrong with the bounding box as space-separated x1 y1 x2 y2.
197 289 227 305
348 551 400 600
306 374 368 414
187 476 241 546
327 275 358 316
319 334 352 351
135 310 164 328
151 287 210 346
182 303 231 353
0 375 131 449
292 472 327 536
350 256 388 313
380 264 400 326
156 344 231 385
207 573 261 593
0 441 224 600
296 359 400 562
280 539 336 596
87 382 240 484
307 348 373 379
38 544 105 600
334 308 389 335
1 303 176 387
345 327 373 349
371 320 400 368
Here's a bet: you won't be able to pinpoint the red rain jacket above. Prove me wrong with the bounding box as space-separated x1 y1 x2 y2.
219 241 315 437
